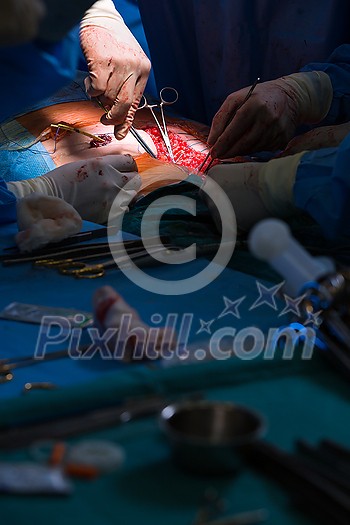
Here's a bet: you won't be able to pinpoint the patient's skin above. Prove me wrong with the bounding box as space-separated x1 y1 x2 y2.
50 122 155 166
17 101 210 168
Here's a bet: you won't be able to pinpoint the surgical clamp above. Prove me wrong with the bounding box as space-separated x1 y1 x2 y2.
3 237 170 266
35 244 181 279
138 87 179 162
59 247 180 279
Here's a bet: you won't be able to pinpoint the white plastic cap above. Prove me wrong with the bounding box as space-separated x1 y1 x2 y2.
249 219 291 261
249 219 334 296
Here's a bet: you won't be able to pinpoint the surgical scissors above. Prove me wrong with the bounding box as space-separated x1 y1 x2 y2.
35 244 179 279
138 87 179 162
58 245 181 279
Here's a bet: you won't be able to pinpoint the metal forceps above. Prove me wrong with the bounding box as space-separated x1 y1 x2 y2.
35 243 179 279
57 245 180 279
0 348 71 383
138 87 179 162
95 96 156 158
196 77 261 175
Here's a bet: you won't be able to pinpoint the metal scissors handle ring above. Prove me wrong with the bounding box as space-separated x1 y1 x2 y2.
137 95 154 111
159 87 179 107
137 87 178 162
58 261 110 278
74 264 106 279
157 87 178 162
58 262 87 275
138 87 178 111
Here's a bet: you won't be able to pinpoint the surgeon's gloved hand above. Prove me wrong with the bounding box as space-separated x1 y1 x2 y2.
80 0 151 139
279 121 350 157
8 155 141 224
208 72 333 159
201 153 306 233
15 194 82 253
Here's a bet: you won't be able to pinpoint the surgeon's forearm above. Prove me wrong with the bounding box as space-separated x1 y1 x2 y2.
281 71 332 125
7 177 54 199
80 0 126 32
203 153 307 234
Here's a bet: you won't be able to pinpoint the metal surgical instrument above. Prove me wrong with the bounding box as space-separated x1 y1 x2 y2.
138 87 179 162
129 126 157 158
1 227 119 255
0 348 72 383
197 77 260 174
50 123 104 143
0 392 203 450
3 237 170 266
95 96 156 158
58 246 181 279
36 244 181 279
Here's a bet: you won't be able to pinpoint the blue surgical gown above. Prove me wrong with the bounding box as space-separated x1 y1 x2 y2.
302 44 350 125
0 181 17 224
138 0 350 123
0 29 81 225
293 44 350 239
294 140 350 239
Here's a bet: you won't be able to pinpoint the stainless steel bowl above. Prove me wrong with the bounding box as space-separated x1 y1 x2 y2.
159 400 266 474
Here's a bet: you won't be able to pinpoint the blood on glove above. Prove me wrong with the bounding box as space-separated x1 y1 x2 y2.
80 0 151 139
93 286 177 362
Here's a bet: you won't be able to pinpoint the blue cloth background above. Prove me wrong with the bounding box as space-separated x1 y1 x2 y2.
0 29 81 124
0 222 285 401
138 0 350 123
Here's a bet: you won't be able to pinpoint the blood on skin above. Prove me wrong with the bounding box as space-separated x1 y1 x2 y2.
89 134 113 149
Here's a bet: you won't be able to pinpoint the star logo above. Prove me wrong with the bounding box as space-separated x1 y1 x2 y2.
304 309 323 327
249 281 284 311
279 294 305 317
218 296 246 320
196 318 215 335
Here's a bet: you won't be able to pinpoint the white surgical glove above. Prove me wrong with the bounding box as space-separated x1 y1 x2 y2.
279 121 350 157
202 153 306 233
208 72 333 159
8 154 141 224
93 286 176 361
0 0 45 45
80 0 151 139
15 194 82 252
